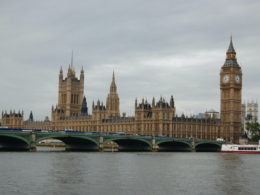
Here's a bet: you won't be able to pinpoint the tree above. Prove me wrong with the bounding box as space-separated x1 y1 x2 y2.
246 122 260 135
246 122 260 142
251 135 260 142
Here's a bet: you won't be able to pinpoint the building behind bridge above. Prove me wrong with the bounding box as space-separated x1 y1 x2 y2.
2 38 243 142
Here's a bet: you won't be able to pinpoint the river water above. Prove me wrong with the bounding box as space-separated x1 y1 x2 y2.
0 147 259 195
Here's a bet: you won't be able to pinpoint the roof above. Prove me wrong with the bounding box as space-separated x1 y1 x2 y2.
226 38 236 54
206 109 219 113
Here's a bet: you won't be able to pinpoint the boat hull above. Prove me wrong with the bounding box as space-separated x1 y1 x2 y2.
221 151 260 154
221 144 260 153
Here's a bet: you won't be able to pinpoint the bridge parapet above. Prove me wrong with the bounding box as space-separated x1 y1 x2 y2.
0 129 223 152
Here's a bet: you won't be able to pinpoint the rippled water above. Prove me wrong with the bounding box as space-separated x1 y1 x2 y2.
0 147 259 195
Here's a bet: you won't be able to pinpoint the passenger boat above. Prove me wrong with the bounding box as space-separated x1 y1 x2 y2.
221 144 260 153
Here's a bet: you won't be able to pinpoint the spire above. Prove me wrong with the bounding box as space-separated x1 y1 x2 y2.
110 71 117 93
170 95 174 108
29 111 33 121
81 96 88 116
223 36 239 67
112 70 115 82
226 36 236 54
81 66 84 74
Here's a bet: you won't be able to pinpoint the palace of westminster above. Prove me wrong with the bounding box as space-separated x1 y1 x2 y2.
2 38 256 142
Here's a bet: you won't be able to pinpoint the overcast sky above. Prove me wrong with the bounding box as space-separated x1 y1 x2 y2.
1 0 260 121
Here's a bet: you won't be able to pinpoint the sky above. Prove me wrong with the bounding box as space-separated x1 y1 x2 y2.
1 0 260 121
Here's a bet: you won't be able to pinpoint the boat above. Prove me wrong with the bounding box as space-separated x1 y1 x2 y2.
221 144 260 153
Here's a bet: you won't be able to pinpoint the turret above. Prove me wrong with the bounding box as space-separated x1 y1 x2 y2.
81 96 88 116
170 95 174 108
152 96 155 107
80 66 84 80
59 66 63 80
29 111 33 121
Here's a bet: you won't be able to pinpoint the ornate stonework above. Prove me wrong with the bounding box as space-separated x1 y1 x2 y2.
220 37 242 141
2 39 243 141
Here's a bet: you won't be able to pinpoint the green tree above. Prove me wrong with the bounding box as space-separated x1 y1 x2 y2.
246 122 260 142
251 135 260 142
246 122 260 135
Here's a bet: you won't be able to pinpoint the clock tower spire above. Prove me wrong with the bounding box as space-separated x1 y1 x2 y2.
220 37 242 142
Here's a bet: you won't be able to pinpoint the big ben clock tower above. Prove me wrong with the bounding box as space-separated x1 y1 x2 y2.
220 37 242 142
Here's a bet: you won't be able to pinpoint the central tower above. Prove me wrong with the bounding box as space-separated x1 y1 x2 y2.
106 72 120 117
220 37 242 141
57 66 84 117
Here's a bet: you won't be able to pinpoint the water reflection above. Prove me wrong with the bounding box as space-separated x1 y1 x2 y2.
0 152 259 195
215 154 256 195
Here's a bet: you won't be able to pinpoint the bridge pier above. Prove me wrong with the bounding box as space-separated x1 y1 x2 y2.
191 138 196 152
29 132 37 152
151 136 158 152
98 134 104 152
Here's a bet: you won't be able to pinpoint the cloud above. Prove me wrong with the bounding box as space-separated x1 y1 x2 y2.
1 0 260 121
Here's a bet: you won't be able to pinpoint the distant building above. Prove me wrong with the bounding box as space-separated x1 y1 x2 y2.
242 100 258 132
197 109 220 119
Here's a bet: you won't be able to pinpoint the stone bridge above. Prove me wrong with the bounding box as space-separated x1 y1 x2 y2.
0 129 222 152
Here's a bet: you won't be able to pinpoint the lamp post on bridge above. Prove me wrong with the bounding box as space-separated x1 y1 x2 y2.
29 131 37 152
191 136 196 152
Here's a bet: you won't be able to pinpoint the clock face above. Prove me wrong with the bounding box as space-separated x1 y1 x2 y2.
222 75 229 83
235 75 240 83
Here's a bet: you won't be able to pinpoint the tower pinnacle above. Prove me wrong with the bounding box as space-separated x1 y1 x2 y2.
227 36 236 54
110 71 117 93
223 37 239 67
106 71 120 116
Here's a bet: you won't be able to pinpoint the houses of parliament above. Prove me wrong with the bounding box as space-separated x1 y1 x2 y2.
1 38 243 142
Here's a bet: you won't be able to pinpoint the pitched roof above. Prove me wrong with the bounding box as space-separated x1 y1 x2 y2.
226 38 236 54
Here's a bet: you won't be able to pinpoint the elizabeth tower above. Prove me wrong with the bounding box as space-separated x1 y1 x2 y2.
220 37 242 141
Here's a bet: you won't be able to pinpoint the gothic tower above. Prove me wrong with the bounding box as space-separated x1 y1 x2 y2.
57 55 84 117
106 71 120 116
220 37 242 141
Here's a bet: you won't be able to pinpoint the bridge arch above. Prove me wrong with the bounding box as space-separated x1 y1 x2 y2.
195 142 221 152
104 137 152 151
156 140 192 151
0 134 30 151
36 135 99 151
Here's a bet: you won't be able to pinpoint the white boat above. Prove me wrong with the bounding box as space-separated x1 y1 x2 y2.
221 144 260 153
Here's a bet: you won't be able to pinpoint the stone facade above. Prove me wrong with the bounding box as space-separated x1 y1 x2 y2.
246 100 258 122
220 37 243 141
2 39 243 142
242 99 258 132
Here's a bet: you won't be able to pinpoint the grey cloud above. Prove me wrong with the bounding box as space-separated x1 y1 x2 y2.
1 0 260 120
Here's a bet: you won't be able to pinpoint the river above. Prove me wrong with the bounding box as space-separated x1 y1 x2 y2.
0 147 259 195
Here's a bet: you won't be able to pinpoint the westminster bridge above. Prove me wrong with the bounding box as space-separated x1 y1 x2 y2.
0 129 222 152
